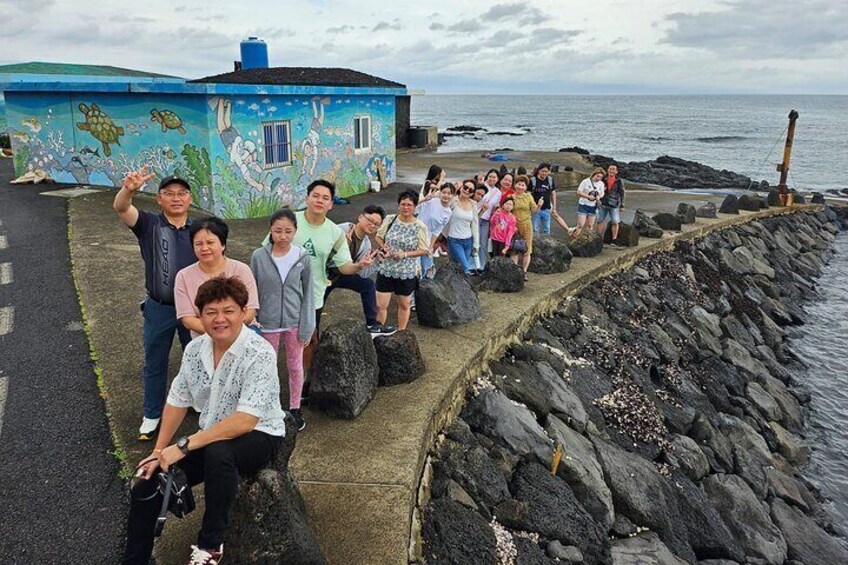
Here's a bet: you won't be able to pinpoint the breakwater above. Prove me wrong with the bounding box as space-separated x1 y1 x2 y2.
419 210 848 564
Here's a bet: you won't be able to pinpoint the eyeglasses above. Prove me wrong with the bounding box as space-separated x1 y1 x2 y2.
361 216 382 228
160 191 190 199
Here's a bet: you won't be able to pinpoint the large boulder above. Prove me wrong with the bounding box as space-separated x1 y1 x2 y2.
416 262 481 328
673 473 746 562
696 202 717 218
478 256 524 292
738 193 762 211
810 192 826 204
545 415 615 529
462 388 553 464
568 230 604 258
770 498 848 564
633 209 664 238
610 532 688 565
311 320 378 419
227 423 326 564
593 439 695 562
603 222 640 247
719 195 739 214
715 413 774 498
667 434 709 481
422 498 498 564
767 188 782 207
494 462 609 564
374 330 425 386
703 474 787 565
437 438 511 511
653 212 683 231
529 235 573 274
676 203 697 224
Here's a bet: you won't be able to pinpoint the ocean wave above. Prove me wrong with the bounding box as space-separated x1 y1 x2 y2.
695 135 748 143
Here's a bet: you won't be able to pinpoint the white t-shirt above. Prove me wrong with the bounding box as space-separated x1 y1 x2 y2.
263 245 303 333
478 186 502 221
577 178 606 208
167 326 286 436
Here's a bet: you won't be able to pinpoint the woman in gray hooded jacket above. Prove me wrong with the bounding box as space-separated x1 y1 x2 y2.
250 209 314 431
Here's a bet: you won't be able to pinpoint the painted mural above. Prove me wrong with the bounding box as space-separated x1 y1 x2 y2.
4 89 396 218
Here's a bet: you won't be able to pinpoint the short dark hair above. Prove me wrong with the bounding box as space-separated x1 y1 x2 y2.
190 216 229 247
440 182 456 194
536 162 552 174
307 179 335 197
485 168 500 181
195 276 249 313
398 189 419 205
269 208 297 229
363 204 386 219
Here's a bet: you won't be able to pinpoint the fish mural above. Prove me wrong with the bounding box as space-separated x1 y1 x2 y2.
5 90 396 218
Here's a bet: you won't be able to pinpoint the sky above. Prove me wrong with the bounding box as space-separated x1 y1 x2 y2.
1 0 846 94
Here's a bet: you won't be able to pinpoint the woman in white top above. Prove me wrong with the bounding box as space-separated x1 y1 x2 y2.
476 168 502 270
416 182 455 278
418 164 445 202
573 167 607 238
442 178 480 275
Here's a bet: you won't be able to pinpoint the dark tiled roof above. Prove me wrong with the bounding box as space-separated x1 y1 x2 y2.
0 61 179 78
190 67 405 88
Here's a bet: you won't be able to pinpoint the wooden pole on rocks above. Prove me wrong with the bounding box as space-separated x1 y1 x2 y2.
777 109 799 206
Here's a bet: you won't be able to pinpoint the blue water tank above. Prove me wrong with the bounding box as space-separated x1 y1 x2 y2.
240 37 269 70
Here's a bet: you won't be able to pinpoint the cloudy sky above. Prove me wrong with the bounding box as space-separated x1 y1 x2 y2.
2 0 846 94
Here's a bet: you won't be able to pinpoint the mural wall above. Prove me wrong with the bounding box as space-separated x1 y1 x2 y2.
4 90 396 218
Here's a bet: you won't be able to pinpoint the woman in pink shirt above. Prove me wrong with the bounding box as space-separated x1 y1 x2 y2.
489 197 519 264
174 217 259 338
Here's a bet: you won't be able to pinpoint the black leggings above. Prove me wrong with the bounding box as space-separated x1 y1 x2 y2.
122 430 281 564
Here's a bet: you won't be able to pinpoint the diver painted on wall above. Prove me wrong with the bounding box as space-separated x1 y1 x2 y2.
213 96 267 192
299 96 330 182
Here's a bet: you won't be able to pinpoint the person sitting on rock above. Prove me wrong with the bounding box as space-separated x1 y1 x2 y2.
327 204 396 335
122 276 286 565
573 168 606 239
489 196 519 265
250 209 315 432
596 164 626 245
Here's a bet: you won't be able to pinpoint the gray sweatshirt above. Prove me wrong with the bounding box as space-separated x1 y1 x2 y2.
250 243 315 343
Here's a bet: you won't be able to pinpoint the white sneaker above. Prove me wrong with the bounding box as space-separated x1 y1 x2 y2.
138 417 160 441
188 544 223 565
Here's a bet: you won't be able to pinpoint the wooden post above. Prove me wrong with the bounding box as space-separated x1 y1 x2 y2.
777 109 799 206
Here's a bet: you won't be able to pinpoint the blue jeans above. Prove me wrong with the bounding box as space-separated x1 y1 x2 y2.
447 236 475 274
141 297 191 419
420 254 434 279
532 209 552 234
324 274 378 326
478 219 490 269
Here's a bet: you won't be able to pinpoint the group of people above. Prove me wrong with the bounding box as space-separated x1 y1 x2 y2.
414 162 626 281
112 158 626 564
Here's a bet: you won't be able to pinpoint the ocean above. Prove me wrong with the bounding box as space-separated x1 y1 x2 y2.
410 95 848 191
792 234 848 528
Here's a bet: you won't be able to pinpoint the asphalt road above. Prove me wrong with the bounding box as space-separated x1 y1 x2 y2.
0 159 127 563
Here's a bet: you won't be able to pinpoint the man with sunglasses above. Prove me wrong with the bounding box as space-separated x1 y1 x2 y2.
113 166 195 441
325 204 396 335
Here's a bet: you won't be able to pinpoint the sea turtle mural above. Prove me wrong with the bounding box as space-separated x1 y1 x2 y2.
150 109 187 134
76 103 124 157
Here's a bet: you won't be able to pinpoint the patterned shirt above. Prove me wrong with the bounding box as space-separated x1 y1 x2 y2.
377 215 429 280
166 326 286 436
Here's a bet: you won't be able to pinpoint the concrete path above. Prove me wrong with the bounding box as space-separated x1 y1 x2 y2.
0 160 126 564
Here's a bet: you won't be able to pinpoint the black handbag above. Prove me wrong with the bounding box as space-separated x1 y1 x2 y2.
511 238 527 253
144 467 196 537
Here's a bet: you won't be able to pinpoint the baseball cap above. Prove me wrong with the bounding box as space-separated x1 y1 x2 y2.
158 176 191 192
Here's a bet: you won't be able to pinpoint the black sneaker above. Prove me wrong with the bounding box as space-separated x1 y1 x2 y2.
290 409 306 432
367 323 397 335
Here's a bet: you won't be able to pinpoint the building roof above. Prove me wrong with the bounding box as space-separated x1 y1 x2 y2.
191 67 405 89
0 61 180 79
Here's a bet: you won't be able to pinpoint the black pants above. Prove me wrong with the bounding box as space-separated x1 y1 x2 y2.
122 431 281 564
323 274 379 326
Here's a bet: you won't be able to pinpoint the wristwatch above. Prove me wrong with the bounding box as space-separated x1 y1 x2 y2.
176 436 190 455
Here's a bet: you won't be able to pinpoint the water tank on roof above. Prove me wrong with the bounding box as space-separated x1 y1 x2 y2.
240 37 269 70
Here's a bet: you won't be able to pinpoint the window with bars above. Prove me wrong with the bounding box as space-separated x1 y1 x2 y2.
353 116 371 152
262 120 292 167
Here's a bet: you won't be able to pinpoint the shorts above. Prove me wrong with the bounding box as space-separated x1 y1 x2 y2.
376 274 418 296
577 204 598 216
596 206 621 224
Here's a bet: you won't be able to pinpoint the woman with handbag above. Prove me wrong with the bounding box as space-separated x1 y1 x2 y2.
511 175 542 280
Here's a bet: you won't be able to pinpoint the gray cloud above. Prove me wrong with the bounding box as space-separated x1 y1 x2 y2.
327 24 355 33
664 0 848 59
373 20 402 32
429 22 445 31
482 29 526 47
481 2 547 25
447 19 483 33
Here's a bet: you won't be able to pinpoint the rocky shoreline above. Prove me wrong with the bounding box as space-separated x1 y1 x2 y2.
419 208 848 564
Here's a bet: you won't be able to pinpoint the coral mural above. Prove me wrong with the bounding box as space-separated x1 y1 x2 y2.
4 89 396 218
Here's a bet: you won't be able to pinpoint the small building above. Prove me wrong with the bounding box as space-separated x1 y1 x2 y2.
2 40 408 218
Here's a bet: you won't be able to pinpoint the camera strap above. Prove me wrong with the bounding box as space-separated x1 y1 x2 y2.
154 469 175 538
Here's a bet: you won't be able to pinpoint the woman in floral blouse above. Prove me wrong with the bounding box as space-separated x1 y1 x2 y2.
375 190 430 330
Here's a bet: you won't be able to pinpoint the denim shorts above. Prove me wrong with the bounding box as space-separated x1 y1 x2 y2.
597 206 621 224
577 204 598 216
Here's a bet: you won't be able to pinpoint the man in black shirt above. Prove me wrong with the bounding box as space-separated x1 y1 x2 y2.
530 163 557 235
113 166 195 441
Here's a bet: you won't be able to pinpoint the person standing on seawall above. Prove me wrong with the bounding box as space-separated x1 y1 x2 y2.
530 163 557 235
442 179 480 275
573 168 606 239
596 164 626 245
113 166 195 442
511 175 542 280
477 168 502 270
